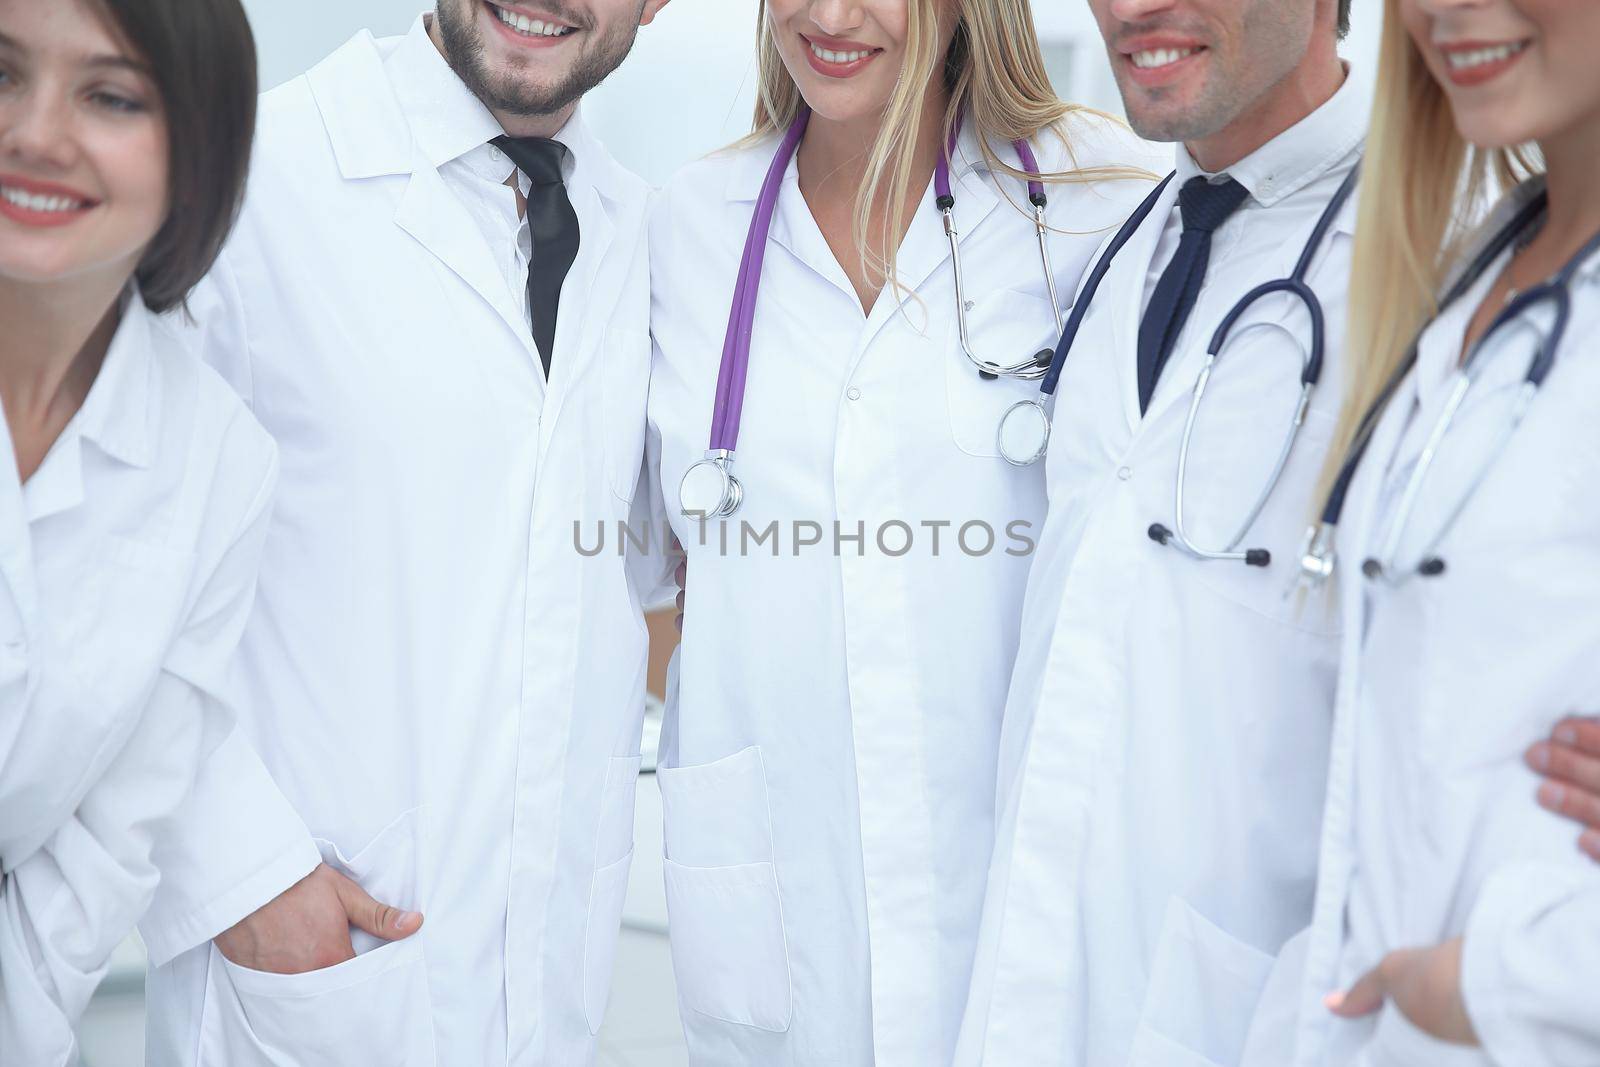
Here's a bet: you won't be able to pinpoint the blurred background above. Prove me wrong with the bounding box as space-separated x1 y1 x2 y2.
78 3 1380 1064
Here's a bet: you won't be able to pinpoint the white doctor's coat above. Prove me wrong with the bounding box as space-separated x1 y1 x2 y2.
0 295 279 1066
143 23 655 1067
646 114 1156 1066
958 77 1367 1067
1245 182 1600 1067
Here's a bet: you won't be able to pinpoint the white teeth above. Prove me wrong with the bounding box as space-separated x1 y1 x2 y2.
494 5 572 37
0 185 87 213
809 41 872 65
1131 46 1200 70
1445 41 1527 70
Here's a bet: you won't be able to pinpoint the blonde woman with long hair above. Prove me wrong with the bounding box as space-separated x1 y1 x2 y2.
1241 0 1600 1062
642 0 1156 1060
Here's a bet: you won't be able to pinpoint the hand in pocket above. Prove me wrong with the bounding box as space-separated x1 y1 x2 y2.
215 862 423 975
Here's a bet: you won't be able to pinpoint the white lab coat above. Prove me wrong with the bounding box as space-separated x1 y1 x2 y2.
957 76 1368 1067
645 113 1158 1065
0 294 279 1066
142 22 655 1066
1242 180 1600 1067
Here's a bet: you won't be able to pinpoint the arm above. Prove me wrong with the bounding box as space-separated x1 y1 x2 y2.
148 260 418 976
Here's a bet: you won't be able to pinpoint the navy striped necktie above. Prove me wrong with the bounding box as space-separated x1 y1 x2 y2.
1135 175 1250 413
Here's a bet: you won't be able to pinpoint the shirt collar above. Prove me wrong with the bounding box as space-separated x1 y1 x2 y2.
389 14 628 203
74 288 155 470
1176 63 1369 206
387 15 506 170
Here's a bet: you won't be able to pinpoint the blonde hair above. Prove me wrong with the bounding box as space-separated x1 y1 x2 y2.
746 0 1144 290
1324 0 1537 494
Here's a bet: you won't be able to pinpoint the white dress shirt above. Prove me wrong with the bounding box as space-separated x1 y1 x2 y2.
957 71 1369 1067
0 293 280 1065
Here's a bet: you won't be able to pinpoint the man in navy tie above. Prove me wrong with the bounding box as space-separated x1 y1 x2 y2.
956 1 1367 1063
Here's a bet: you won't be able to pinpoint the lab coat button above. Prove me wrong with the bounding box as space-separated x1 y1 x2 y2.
846 388 862 401
1117 466 1133 481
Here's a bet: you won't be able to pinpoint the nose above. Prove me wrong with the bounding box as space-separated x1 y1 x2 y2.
0 83 80 175
1412 0 1491 14
1107 0 1180 22
806 0 866 37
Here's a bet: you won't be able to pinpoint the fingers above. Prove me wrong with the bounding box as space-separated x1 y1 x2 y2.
1553 716 1600 756
674 561 687 632
1327 949 1415 1019
330 867 423 942
1527 737 1600 796
1536 778 1600 834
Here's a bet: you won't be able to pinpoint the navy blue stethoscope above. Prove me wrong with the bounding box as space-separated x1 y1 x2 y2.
997 162 1362 571
1300 190 1600 587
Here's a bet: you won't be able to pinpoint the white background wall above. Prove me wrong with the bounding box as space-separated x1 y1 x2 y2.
241 1 1381 187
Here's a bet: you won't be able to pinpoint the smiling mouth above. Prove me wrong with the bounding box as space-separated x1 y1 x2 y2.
0 181 94 215
1129 46 1203 70
807 40 878 65
1444 40 1529 71
486 1 576 39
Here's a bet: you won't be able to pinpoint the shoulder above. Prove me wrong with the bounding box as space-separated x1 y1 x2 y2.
651 139 772 235
1025 110 1169 232
1039 108 1168 177
144 311 279 536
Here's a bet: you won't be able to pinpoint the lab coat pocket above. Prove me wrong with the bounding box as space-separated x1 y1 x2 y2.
1127 897 1277 1067
197 810 436 1065
603 326 651 504
583 847 635 1034
662 859 792 1032
656 746 793 1032
943 289 1058 458
1357 1005 1488 1067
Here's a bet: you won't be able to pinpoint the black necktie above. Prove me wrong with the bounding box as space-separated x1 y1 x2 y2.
493 136 580 375
1136 175 1250 412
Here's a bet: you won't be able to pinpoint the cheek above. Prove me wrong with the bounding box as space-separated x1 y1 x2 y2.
103 121 171 245
1536 2 1600 110
866 0 909 44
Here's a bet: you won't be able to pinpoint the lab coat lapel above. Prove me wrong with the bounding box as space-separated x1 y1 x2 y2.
392 161 530 349
0 430 36 645
862 164 999 354
537 180 625 455
305 30 533 365
1110 174 1180 430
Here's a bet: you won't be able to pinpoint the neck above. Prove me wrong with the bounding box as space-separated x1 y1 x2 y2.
1187 42 1345 173
0 274 124 432
1538 116 1600 252
494 101 576 140
425 15 575 139
796 84 950 207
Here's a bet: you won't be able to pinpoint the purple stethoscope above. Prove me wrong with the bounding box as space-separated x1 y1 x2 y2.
677 108 1065 518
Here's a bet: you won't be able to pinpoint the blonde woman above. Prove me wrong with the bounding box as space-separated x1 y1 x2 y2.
643 0 1156 1060
1243 0 1600 1063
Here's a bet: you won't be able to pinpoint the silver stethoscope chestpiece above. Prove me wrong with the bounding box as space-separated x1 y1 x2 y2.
679 452 743 518
997 398 1051 468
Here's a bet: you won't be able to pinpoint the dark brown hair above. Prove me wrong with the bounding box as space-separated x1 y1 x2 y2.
1338 0 1352 37
89 0 257 314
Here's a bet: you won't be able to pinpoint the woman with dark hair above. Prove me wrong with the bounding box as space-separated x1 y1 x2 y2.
0 0 302 1057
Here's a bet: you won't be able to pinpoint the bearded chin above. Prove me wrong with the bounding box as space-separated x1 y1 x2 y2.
435 0 638 119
